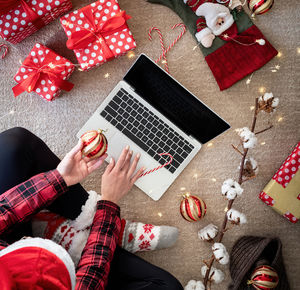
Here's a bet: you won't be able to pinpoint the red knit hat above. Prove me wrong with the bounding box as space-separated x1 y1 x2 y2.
0 238 76 289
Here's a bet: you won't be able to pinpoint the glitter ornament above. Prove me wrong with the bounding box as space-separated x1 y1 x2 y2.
247 0 274 18
180 193 206 222
247 265 279 289
81 129 108 160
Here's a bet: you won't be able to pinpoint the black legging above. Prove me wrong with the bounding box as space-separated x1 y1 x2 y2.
0 127 183 290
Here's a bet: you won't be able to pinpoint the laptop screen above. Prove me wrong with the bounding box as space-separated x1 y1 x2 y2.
123 54 230 144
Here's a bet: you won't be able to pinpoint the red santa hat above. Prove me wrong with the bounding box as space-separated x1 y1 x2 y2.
0 238 76 290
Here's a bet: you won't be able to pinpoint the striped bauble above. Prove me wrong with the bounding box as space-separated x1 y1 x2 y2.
180 193 206 222
247 265 279 289
248 0 274 17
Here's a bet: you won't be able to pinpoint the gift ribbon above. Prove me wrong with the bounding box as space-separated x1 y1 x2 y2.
12 56 74 97
66 9 131 62
0 0 45 30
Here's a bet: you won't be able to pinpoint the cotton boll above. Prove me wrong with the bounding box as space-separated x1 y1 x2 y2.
272 97 279 108
198 224 218 241
184 280 205 290
221 179 243 200
258 92 279 112
212 243 229 265
238 127 257 149
201 265 225 284
240 157 258 178
227 208 247 224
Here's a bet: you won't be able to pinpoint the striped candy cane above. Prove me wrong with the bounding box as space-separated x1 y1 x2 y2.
0 44 9 59
148 26 169 73
140 153 173 177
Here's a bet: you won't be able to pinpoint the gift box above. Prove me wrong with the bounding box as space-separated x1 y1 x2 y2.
259 142 300 224
12 43 75 101
0 0 72 44
60 0 136 71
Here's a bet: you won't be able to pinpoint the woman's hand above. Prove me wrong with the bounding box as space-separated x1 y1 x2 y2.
57 139 107 187
101 146 145 204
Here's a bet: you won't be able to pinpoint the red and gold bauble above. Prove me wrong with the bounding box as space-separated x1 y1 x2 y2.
247 265 279 289
247 0 274 18
180 193 206 222
80 129 108 160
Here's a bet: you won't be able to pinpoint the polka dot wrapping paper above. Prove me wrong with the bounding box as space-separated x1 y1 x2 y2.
259 142 300 224
0 0 72 44
60 0 136 71
13 43 75 101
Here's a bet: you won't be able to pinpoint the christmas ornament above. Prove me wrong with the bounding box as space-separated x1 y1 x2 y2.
247 0 274 18
80 129 108 160
180 193 207 222
140 153 173 177
247 265 279 289
0 43 8 59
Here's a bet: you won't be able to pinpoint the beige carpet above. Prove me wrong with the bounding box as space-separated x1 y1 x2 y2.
0 0 299 288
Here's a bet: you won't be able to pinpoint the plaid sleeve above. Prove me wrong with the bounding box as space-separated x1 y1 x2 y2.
76 200 121 290
0 170 68 235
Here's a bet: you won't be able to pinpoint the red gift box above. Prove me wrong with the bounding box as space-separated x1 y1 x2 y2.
60 0 136 71
13 43 75 101
0 0 72 44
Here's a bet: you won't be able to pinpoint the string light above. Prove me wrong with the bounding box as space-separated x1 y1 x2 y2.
161 60 167 64
9 110 15 115
250 106 255 111
193 173 198 178
127 51 135 59
104 73 110 78
261 141 266 145
297 48 300 54
259 87 266 94
278 117 283 122
277 52 282 58
211 178 217 182
207 142 213 147
157 212 163 217
180 187 186 191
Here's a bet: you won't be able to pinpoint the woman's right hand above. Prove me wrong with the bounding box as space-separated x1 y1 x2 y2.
101 146 145 204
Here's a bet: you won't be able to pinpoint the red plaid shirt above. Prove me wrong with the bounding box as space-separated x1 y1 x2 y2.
0 170 121 289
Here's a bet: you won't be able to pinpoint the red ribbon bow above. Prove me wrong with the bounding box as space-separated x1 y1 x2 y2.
66 8 131 61
0 0 44 29
12 54 74 97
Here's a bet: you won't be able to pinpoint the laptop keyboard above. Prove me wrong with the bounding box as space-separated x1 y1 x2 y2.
100 88 194 174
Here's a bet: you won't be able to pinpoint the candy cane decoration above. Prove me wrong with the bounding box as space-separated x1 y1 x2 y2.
156 23 186 63
0 44 9 59
148 27 169 73
140 153 173 177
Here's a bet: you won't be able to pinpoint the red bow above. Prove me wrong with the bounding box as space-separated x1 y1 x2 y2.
0 0 44 29
12 55 74 97
66 9 131 61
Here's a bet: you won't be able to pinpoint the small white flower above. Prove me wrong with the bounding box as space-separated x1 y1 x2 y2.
201 265 225 284
212 243 229 265
198 224 218 241
221 179 243 200
184 280 205 290
227 208 247 225
238 127 257 149
258 92 279 113
239 157 258 177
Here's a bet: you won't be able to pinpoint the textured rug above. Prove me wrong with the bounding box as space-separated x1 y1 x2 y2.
0 0 299 289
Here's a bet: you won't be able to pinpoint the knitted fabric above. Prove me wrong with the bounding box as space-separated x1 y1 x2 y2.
229 236 290 290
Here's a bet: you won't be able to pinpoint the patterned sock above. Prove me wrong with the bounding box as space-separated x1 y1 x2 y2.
118 219 179 253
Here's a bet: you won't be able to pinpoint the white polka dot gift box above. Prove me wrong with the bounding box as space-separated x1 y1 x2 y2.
259 142 300 224
12 43 75 101
60 0 136 71
0 0 72 44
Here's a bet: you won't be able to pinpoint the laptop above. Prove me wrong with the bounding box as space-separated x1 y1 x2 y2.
77 54 230 201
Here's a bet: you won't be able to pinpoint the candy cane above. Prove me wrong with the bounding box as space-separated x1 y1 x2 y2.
140 153 173 177
156 23 186 63
148 26 169 73
0 44 8 59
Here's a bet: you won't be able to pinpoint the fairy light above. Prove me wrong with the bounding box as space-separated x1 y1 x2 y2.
250 106 255 111
180 187 186 191
277 52 282 58
211 178 217 182
9 110 15 115
193 173 198 178
259 87 266 94
278 117 283 122
127 51 135 59
297 48 300 54
207 142 213 147
158 212 163 217
261 141 266 145
104 73 110 78
224 207 228 212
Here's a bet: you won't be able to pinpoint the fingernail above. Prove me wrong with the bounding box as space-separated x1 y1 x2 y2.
125 145 129 150
137 153 141 158
129 150 133 155
142 167 146 171
110 158 113 163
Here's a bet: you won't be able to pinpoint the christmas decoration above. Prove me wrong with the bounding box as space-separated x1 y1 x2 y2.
259 142 300 224
60 0 136 71
258 92 279 113
0 0 72 44
0 43 8 59
146 0 278 90
180 193 206 222
221 178 244 199
247 265 279 289
227 208 247 225
201 265 224 284
198 224 218 241
212 242 229 265
184 280 205 290
247 0 274 18
140 152 173 177
80 129 108 160
12 43 74 101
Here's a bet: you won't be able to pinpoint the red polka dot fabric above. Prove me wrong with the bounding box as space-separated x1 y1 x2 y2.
60 0 136 71
0 0 72 44
14 43 75 101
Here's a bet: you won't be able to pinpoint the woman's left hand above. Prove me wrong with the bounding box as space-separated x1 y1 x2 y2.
57 139 107 187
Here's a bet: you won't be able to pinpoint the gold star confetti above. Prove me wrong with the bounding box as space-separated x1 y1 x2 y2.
104 73 110 78
277 51 282 58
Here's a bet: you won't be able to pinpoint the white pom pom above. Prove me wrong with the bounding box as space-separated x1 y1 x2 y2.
201 265 225 284
227 208 247 224
272 97 279 108
238 127 257 149
256 38 265 45
212 243 229 265
198 224 218 241
184 280 205 290
221 179 243 200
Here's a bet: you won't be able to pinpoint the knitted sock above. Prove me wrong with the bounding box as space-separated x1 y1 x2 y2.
118 219 178 253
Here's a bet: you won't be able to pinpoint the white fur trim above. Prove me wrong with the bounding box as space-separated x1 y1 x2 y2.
68 229 90 266
195 28 212 42
72 190 101 230
0 238 76 290
195 3 229 17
